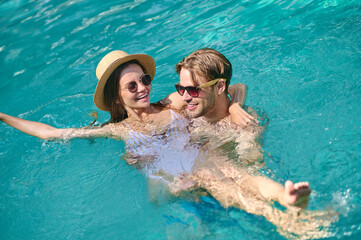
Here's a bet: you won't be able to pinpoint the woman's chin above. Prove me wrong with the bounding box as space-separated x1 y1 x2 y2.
136 100 150 108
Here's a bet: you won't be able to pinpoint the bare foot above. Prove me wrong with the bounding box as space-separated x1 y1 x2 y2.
284 180 311 209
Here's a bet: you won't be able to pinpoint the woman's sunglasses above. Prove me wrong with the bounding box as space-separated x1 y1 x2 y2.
174 78 224 98
123 74 152 93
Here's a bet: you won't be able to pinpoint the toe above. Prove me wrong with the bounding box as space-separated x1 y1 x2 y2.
285 180 294 194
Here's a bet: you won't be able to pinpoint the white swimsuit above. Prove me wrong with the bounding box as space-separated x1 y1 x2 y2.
123 110 199 182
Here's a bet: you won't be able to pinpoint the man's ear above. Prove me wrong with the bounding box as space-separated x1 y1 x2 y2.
216 79 226 95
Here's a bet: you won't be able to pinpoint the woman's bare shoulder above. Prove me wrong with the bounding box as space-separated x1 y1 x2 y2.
101 120 128 139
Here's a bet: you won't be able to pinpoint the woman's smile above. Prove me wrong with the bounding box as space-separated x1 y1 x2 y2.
135 93 149 101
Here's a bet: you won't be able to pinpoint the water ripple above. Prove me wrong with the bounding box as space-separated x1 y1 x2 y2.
71 1 146 34
1 0 361 239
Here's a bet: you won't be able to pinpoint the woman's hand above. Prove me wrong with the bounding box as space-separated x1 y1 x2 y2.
229 103 258 129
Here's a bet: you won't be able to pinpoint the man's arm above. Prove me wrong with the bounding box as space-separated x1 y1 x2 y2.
247 174 311 209
158 92 184 111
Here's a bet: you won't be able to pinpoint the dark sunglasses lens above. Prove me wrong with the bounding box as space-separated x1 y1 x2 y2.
187 87 199 97
141 74 152 86
175 85 185 96
128 81 137 93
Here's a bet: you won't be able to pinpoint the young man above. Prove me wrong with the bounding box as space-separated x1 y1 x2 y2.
166 48 312 220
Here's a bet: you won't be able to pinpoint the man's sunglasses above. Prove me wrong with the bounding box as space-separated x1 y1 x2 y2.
122 74 152 93
174 78 225 98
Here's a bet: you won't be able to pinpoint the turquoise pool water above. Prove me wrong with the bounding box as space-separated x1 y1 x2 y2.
1 0 360 239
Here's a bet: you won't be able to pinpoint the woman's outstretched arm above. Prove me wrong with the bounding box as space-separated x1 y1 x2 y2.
0 112 65 139
0 112 121 140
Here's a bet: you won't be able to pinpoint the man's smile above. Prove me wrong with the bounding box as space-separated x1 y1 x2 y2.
187 103 198 110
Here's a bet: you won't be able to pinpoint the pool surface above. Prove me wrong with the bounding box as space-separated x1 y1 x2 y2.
1 0 361 239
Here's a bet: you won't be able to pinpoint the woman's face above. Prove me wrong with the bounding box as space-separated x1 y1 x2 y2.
118 63 151 109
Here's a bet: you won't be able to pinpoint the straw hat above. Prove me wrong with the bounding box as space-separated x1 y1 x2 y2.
93 50 156 111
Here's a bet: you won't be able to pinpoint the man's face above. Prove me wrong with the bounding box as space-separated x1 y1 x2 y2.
179 68 217 119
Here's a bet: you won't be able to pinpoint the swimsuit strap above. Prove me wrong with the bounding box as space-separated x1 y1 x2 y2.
169 108 181 120
167 109 182 134
123 122 148 147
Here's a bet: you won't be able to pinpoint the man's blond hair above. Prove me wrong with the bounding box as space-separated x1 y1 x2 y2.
176 48 232 93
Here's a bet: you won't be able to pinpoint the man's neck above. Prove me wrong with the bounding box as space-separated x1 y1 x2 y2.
202 94 230 123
